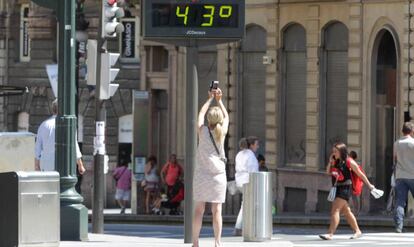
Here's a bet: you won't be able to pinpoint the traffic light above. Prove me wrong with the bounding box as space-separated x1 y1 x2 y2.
86 39 97 86
102 0 125 38
99 52 120 100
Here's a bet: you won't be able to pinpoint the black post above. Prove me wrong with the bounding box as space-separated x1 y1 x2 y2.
55 0 88 241
92 2 105 233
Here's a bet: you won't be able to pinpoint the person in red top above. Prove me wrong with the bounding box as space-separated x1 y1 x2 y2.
160 154 183 189
151 180 184 215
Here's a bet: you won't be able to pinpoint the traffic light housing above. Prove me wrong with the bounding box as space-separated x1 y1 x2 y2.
99 52 120 100
86 40 97 86
102 0 125 38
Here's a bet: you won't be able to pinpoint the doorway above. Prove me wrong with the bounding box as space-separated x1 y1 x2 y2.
151 90 169 166
372 30 398 211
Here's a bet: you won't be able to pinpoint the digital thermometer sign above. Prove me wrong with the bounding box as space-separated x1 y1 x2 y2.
143 0 245 39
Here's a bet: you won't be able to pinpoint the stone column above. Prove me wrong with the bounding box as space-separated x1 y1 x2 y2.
305 5 320 171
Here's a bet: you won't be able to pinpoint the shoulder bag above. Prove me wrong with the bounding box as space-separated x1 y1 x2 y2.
208 129 227 163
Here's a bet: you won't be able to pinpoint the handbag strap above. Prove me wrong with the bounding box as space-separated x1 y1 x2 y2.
115 166 127 180
208 128 221 156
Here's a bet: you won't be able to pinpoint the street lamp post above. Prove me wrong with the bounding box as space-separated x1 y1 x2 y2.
31 0 88 241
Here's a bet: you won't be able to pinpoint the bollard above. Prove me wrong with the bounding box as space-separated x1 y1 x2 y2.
243 172 273 242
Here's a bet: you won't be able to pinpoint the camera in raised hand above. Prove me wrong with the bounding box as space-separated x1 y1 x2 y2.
209 80 219 91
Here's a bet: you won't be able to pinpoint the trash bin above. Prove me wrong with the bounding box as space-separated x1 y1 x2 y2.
0 171 60 247
242 172 273 242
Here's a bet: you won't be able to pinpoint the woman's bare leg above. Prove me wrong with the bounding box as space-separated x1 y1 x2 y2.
342 205 362 236
211 202 223 247
192 201 205 247
327 198 348 236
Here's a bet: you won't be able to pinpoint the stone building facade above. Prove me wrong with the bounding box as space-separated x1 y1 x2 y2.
0 0 140 208
152 0 413 214
0 0 412 214
226 0 412 214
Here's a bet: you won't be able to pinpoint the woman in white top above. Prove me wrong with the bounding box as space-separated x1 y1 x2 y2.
234 136 260 236
144 155 159 214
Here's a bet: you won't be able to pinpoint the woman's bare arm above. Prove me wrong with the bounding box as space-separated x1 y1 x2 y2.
215 88 229 135
197 91 214 133
349 159 374 190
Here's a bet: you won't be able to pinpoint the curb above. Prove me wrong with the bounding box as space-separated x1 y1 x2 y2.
88 213 414 229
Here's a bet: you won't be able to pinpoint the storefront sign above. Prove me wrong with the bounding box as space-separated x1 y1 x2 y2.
120 18 140 63
20 4 30 62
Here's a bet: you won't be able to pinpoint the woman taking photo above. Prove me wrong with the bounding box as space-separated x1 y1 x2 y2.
192 87 229 247
319 142 375 240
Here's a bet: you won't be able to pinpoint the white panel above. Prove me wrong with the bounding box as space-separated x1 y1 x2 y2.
0 132 35 172
119 114 133 143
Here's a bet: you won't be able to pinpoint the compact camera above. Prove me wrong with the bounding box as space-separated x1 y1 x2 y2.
209 80 219 91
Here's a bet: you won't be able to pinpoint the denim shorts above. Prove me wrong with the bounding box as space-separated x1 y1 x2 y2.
336 185 352 201
115 188 131 201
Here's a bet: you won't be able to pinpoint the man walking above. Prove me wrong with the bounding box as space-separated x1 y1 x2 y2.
393 122 414 233
35 99 86 176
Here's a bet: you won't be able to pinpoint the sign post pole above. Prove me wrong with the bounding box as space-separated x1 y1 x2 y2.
184 44 198 243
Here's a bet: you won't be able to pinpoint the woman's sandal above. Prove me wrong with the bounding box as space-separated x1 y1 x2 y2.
350 232 362 239
319 234 333 240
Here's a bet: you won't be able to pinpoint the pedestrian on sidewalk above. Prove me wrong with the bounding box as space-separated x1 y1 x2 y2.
233 136 260 236
193 87 229 247
257 154 268 172
144 155 160 214
319 142 375 240
113 158 132 214
393 122 414 233
34 99 86 177
161 154 183 192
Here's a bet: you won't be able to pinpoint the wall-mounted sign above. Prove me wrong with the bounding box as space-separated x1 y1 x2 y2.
46 64 58 97
119 18 140 63
142 0 245 40
20 4 30 62
118 114 133 143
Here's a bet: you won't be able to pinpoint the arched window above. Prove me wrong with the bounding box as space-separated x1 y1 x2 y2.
320 22 349 166
241 25 267 155
280 24 307 167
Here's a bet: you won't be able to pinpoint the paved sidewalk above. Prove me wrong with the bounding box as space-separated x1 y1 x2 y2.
90 209 414 229
61 233 293 247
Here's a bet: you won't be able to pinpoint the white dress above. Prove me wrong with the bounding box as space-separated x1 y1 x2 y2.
193 126 227 203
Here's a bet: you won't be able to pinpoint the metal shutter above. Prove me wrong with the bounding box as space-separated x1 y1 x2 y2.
325 51 348 156
242 51 266 154
282 24 307 166
285 51 306 165
242 26 266 154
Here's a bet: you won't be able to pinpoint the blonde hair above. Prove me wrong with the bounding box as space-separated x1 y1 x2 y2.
207 106 224 143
